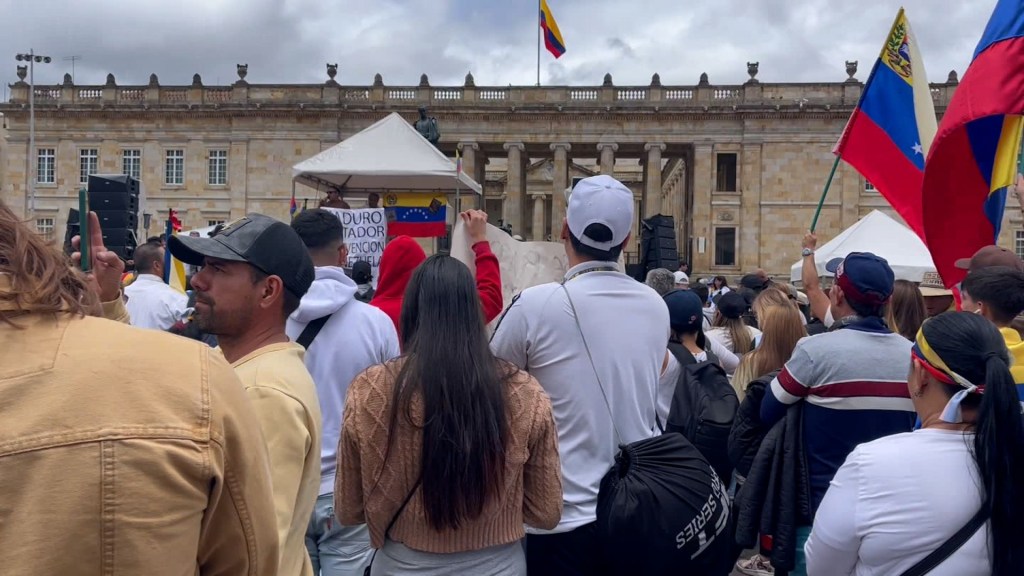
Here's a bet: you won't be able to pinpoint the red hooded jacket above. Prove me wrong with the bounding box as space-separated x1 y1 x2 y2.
369 236 503 339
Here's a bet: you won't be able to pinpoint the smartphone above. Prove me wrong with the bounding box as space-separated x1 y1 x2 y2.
78 188 90 272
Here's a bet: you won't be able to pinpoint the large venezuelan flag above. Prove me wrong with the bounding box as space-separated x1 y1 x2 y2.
383 193 447 237
923 0 1024 288
540 0 566 59
834 9 936 239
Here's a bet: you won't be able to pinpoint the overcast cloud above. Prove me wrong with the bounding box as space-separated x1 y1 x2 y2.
0 0 993 96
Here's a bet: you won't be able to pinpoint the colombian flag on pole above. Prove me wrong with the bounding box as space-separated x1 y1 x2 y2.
922 0 1024 287
833 9 936 239
383 193 447 237
540 0 566 59
163 209 188 293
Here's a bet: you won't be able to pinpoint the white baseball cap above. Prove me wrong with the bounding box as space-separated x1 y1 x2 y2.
566 175 634 251
674 271 690 285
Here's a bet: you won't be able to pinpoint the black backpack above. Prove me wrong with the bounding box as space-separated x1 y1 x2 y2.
665 341 739 483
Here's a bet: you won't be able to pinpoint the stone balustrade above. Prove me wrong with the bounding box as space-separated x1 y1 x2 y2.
5 74 959 110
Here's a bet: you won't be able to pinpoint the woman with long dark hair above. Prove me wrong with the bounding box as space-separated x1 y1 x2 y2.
884 279 927 341
805 312 1024 575
337 255 562 575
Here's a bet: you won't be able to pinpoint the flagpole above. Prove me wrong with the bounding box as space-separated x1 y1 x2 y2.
810 154 842 232
536 0 541 86
163 210 173 284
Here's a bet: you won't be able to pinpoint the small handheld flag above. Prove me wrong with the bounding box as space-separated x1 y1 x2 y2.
290 189 298 217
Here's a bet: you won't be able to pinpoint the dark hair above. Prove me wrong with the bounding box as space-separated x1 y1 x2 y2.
885 279 926 340
248 266 301 318
291 208 344 250
961 266 1024 325
690 282 710 305
714 275 728 288
569 223 624 262
921 312 1024 574
848 298 884 320
389 255 509 531
132 242 163 275
146 235 162 244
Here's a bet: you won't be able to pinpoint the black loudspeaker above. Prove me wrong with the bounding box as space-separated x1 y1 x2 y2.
63 207 80 256
640 214 679 273
88 174 140 262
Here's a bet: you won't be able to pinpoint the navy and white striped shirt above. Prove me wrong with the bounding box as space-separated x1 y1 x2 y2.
761 317 916 513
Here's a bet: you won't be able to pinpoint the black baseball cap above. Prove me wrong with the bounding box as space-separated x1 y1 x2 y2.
352 260 373 284
168 213 315 298
716 291 749 319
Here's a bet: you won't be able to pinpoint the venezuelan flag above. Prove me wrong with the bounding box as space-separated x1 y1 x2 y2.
383 193 447 237
834 9 936 239
540 0 566 59
922 0 1024 287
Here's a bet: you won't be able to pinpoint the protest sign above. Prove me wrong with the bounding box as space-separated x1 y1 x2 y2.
451 220 570 330
323 208 387 288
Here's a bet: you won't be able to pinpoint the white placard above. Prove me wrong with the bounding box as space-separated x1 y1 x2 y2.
323 208 387 288
451 221 570 329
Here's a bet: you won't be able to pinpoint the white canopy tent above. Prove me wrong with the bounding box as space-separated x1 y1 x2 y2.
790 210 936 282
291 112 483 194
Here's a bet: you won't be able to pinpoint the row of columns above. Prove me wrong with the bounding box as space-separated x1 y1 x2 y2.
457 140 670 241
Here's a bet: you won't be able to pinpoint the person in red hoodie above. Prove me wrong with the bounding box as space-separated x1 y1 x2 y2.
371 209 502 338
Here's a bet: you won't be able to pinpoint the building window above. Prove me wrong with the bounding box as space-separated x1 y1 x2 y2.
207 219 225 227
79 148 98 185
36 217 55 241
716 153 738 192
122 149 141 180
1016 230 1024 261
714 226 737 267
36 148 55 184
208 149 228 186
865 179 876 192
165 149 185 185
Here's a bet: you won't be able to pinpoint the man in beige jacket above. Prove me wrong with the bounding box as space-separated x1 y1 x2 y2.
0 204 280 575
170 213 323 576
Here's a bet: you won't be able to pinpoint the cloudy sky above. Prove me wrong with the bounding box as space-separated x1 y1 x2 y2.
0 0 996 96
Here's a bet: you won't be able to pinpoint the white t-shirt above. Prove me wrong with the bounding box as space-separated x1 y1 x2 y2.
124 274 189 331
805 429 990 576
490 261 670 534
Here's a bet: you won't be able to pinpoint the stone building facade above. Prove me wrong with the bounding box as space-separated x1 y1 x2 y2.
2 64 1021 277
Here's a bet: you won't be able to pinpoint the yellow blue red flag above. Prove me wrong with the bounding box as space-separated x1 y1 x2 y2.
833 9 935 239
383 193 447 237
922 0 1024 287
540 0 566 59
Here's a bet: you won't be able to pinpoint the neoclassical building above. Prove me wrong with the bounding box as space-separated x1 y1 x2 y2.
2 62 1019 276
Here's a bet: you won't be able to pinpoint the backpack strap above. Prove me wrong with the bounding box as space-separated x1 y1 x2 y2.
898 506 989 576
296 314 332 349
667 341 697 367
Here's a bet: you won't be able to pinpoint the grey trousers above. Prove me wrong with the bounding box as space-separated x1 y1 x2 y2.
371 539 525 576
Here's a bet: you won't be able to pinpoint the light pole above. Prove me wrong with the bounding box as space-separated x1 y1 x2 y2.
15 50 52 218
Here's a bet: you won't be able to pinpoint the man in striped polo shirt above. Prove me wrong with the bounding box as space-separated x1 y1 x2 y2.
761 252 916 514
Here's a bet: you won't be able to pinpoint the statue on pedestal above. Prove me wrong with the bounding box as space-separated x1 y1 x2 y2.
413 106 440 147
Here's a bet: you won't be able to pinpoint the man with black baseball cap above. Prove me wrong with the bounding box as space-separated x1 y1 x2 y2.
169 213 323 576
759 251 916 571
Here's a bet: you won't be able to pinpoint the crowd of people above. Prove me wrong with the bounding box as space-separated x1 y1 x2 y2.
1 171 1023 576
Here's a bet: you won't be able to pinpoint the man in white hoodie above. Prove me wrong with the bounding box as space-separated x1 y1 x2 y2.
287 209 400 576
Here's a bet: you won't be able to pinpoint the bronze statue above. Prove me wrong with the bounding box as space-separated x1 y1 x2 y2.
413 106 440 147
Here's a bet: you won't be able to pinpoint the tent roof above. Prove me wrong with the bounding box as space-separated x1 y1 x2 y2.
790 210 936 282
291 112 482 194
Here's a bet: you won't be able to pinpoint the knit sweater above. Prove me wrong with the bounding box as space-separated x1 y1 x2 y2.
336 361 562 553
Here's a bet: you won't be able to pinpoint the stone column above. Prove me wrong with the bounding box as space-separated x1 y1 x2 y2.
739 144 762 271
503 142 526 235
644 142 666 217
531 194 546 241
597 142 617 177
550 142 571 232
457 141 480 212
691 144 715 272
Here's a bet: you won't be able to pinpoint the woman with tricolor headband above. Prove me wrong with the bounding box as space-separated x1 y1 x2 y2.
806 312 1024 575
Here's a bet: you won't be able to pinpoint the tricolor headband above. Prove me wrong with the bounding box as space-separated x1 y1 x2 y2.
912 328 983 423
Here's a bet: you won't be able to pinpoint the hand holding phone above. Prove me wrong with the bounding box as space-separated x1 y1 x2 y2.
70 209 125 303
